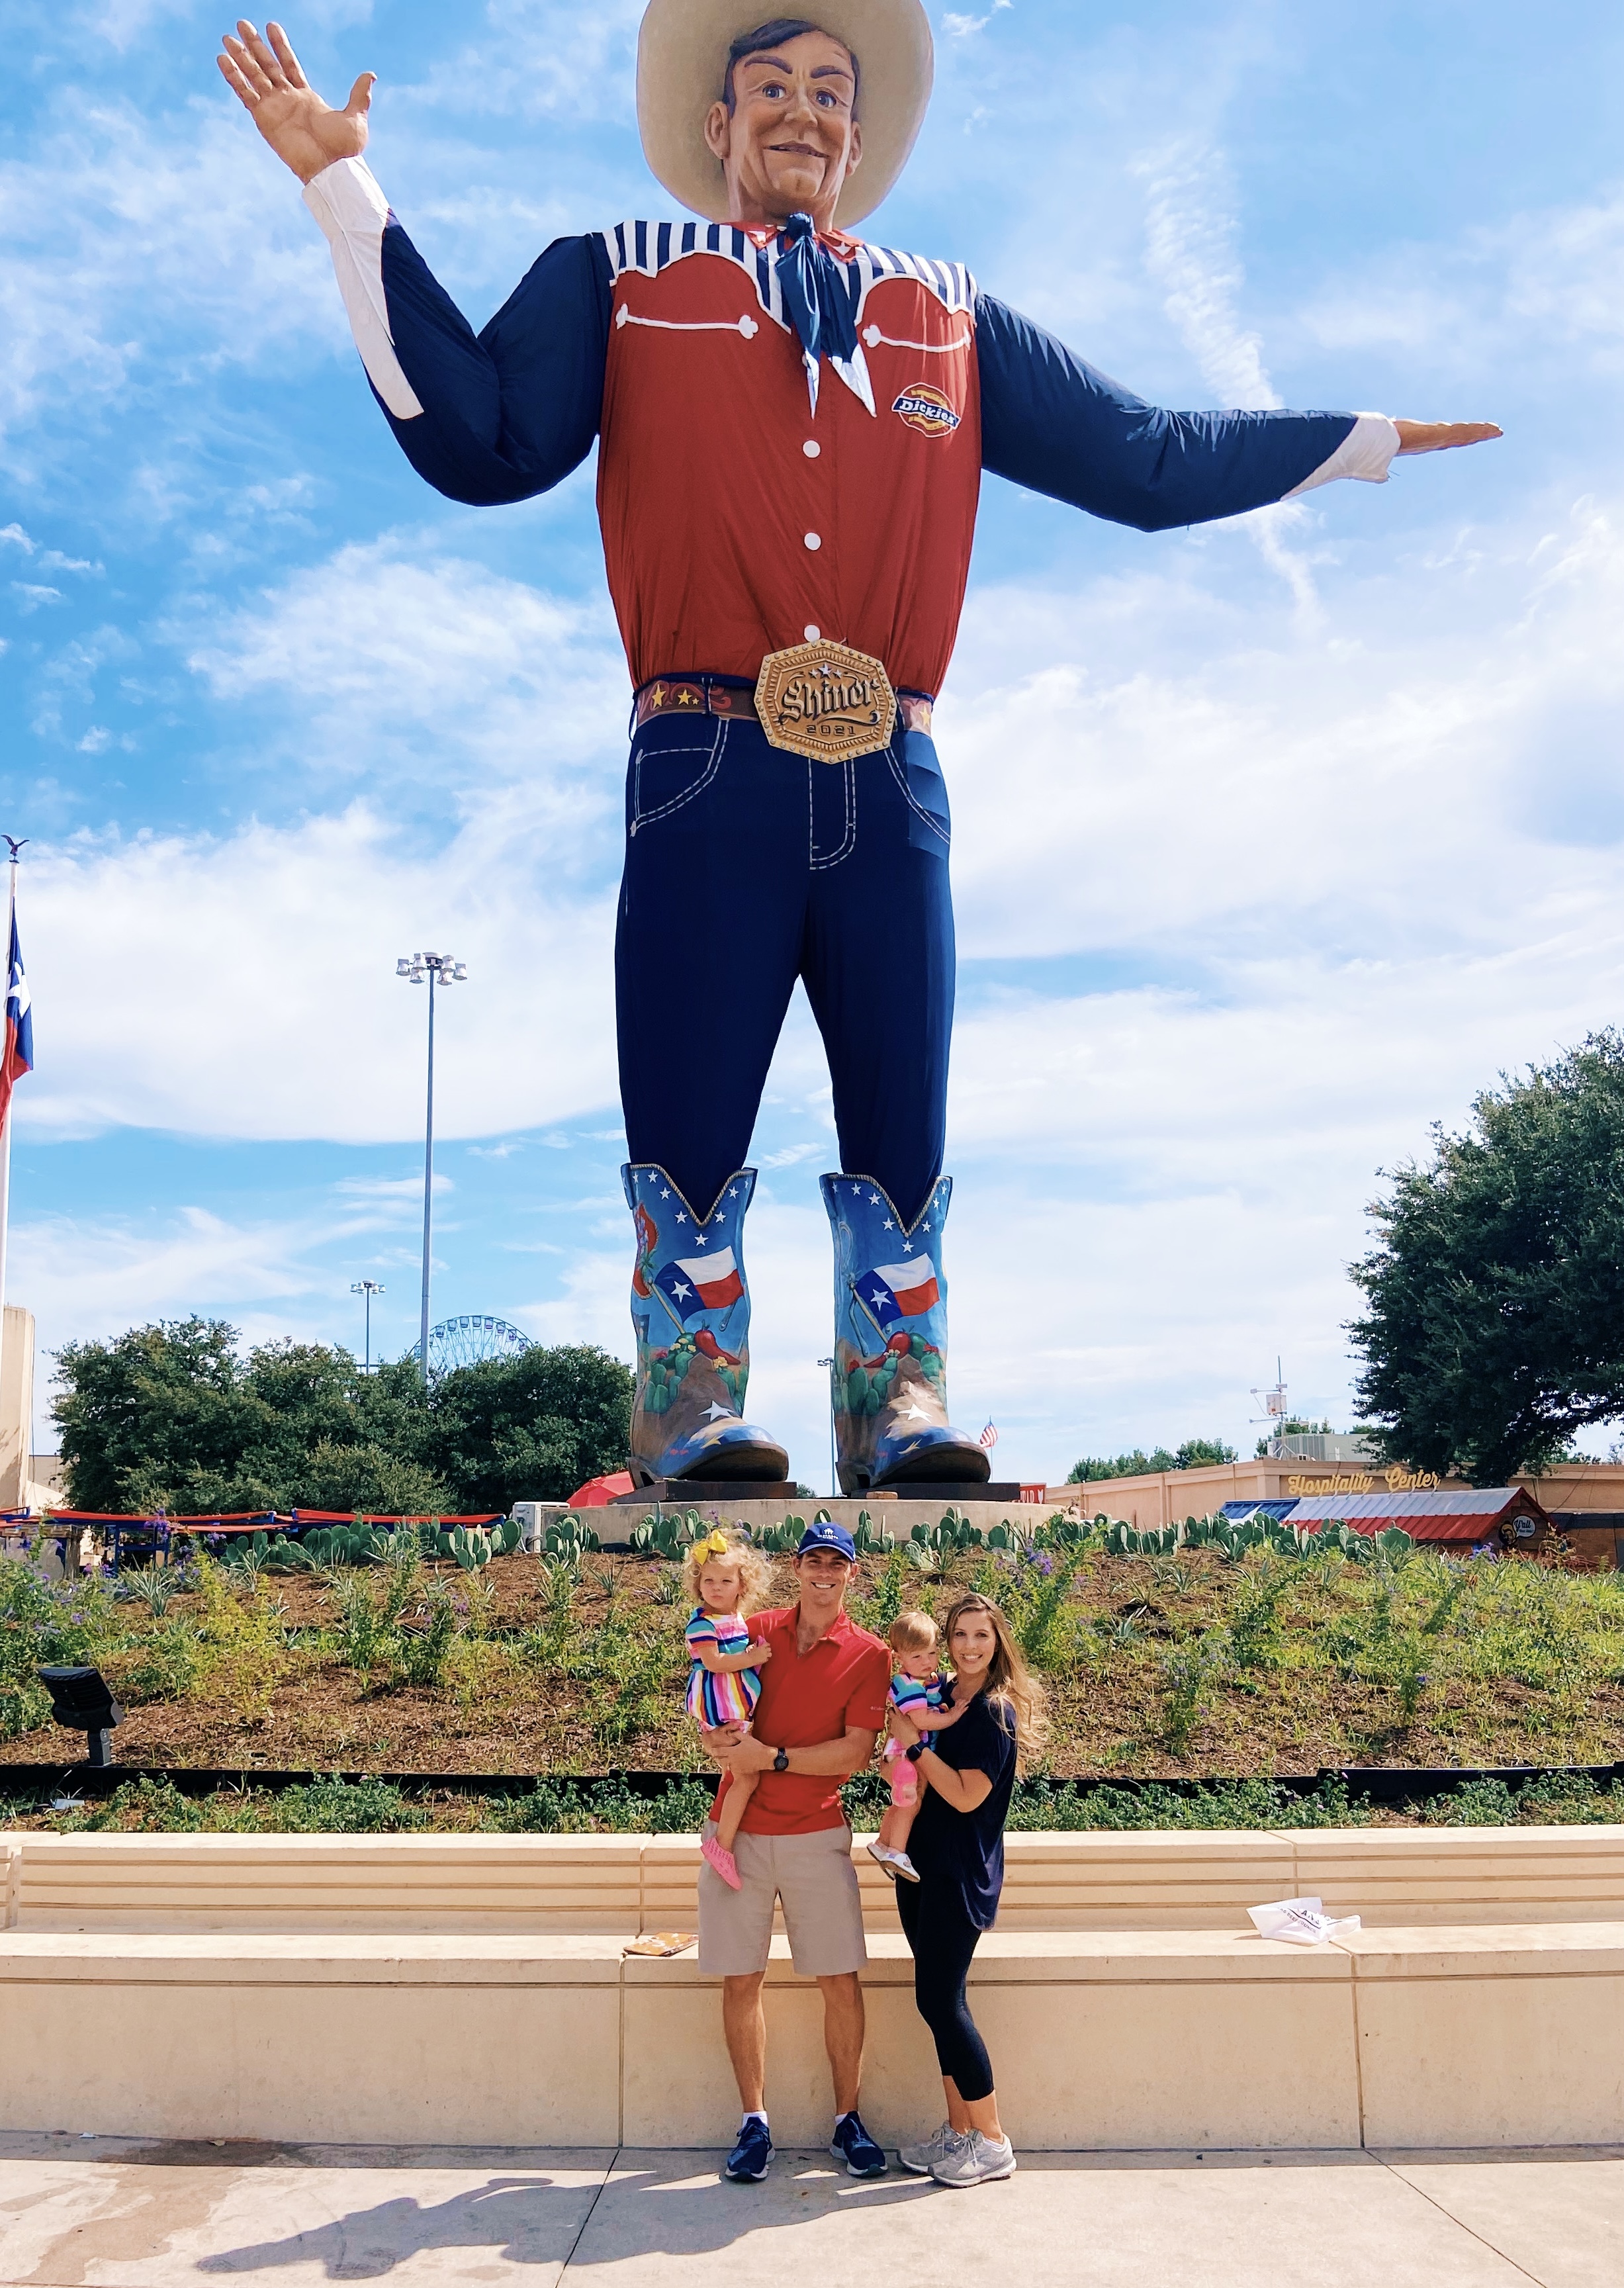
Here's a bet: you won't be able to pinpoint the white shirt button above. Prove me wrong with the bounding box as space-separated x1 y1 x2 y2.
804 625 821 641
803 440 821 458
803 531 821 551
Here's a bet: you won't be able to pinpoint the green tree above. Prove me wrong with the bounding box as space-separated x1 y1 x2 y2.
1349 1031 1624 1483
422 1344 633 1510
1067 1436 1237 1483
52 1321 629 1514
55 1319 274 1514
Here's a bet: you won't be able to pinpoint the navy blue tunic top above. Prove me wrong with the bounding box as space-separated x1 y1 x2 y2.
907 1686 1018 1929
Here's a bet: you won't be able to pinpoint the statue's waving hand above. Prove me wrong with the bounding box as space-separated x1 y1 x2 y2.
217 19 374 183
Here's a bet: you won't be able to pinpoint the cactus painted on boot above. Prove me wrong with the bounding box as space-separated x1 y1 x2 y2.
623 1164 789 1485
821 1172 991 1494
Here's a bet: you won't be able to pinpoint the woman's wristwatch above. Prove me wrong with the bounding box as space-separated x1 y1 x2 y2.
773 1747 789 1772
905 1743 925 1762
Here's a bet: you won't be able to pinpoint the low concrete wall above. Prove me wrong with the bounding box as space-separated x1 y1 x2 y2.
518 1495 1069 1543
1 1827 1621 2150
1 1923 1620 2151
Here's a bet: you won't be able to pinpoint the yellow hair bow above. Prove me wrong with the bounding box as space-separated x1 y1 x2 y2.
698 1529 731 1558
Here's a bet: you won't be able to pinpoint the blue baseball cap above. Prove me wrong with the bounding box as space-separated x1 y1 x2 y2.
797 1520 857 1562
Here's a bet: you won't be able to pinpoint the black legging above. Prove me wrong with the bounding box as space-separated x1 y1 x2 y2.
895 1878 995 2102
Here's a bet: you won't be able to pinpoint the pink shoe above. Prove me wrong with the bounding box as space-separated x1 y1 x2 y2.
701 1835 742 1890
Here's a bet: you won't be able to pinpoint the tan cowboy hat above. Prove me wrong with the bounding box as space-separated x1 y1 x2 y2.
637 0 933 230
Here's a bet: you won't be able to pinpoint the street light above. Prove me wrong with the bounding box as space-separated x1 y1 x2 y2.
350 1279 385 1371
818 1357 837 1498
396 952 468 1375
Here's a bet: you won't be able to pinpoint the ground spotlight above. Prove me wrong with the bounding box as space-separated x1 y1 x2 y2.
36 1665 124 1766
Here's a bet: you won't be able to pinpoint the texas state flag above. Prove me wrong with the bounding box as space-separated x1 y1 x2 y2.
655 1247 745 1322
0 907 32 1132
858 1256 941 1330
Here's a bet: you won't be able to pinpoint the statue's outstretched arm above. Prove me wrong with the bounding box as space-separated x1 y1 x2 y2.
219 21 609 508
974 293 1491 532
305 160 612 507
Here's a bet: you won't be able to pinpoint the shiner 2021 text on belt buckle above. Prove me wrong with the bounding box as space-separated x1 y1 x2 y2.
754 639 898 762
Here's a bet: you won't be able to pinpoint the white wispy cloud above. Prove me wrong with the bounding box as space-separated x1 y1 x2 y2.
1134 138 1277 411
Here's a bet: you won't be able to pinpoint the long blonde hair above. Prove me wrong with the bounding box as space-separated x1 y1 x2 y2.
681 1530 771 1614
941 1592 1046 1770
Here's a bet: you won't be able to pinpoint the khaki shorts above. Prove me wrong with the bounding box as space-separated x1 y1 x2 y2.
698 1819 868 1977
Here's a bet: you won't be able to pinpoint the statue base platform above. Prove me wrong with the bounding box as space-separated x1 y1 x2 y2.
608 1479 1022 1508
613 1479 797 1505
873 1481 1022 1503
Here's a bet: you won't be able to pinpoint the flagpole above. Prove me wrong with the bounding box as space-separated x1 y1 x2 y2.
0 847 17 1492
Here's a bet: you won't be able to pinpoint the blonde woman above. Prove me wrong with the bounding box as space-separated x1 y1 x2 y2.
883 1592 1044 2187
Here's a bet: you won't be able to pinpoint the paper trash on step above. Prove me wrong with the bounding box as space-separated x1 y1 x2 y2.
623 1931 696 1956
1247 1896 1361 1945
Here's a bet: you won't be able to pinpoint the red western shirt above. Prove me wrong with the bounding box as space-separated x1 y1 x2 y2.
304 161 1383 706
711 1599 889 1836
598 225 981 698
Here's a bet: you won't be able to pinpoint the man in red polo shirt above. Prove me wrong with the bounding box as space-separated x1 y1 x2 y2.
699 1518 889 2183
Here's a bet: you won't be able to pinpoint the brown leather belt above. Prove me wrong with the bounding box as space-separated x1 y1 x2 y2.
633 670 932 739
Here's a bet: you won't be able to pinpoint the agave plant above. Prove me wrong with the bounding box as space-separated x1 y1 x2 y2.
121 1567 179 1616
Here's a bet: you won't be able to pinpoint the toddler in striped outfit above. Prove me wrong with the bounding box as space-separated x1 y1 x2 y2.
867 1608 970 1883
684 1529 774 1892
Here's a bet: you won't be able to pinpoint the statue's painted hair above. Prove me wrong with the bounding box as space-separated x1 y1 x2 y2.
723 19 860 114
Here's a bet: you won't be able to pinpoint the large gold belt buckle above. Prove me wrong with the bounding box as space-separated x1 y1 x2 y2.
754 639 897 763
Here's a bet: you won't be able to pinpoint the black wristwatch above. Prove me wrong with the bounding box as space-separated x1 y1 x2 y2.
905 1743 925 1763
773 1747 789 1772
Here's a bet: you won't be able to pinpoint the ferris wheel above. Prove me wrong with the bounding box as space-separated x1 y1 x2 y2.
426 1315 533 1375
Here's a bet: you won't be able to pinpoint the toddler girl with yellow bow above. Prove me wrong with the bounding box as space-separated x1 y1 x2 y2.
683 1528 774 1890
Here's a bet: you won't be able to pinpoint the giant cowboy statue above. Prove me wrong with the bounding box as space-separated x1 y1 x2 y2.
220 7 1497 1497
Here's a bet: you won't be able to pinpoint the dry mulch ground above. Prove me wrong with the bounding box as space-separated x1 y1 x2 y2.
5 1545 1623 1778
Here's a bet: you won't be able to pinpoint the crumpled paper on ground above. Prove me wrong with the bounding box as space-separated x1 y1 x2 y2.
1247 1896 1361 1945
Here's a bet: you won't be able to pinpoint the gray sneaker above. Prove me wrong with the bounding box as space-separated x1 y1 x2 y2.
899 2121 964 2175
931 2129 1016 2186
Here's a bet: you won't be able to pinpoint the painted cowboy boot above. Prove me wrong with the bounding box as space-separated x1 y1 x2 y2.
821 1172 991 1494
623 1164 789 1485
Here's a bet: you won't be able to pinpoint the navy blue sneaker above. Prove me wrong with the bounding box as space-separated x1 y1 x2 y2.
725 2118 774 2183
830 2110 889 2177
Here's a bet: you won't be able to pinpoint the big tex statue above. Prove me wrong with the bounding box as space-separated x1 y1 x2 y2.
222 5 1496 1495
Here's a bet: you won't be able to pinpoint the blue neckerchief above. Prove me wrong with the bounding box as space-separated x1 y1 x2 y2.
773 211 875 417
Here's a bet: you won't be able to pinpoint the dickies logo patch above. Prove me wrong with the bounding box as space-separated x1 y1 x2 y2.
892 383 961 439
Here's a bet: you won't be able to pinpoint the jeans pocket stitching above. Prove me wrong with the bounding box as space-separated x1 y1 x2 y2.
809 757 857 870
631 721 728 833
884 743 951 847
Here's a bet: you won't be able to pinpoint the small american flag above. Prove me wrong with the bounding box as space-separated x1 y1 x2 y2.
978 1420 999 1450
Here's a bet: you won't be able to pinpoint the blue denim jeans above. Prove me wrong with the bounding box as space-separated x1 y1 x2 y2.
615 708 955 1226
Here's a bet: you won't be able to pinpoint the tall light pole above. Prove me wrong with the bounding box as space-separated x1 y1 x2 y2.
350 1279 384 1371
817 1356 837 1498
396 952 467 1375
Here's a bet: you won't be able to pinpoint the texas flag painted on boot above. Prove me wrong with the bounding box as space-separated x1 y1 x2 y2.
621 1164 788 1488
821 1172 990 1496
857 1256 942 1331
655 1248 746 1322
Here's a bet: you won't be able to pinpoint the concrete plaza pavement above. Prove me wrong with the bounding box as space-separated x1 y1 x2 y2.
3 2136 1623 2287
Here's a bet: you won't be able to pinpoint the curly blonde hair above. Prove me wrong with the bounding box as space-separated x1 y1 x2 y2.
681 1530 772 1613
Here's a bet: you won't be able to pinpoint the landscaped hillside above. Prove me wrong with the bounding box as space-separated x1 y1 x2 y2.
5 1514 1622 1786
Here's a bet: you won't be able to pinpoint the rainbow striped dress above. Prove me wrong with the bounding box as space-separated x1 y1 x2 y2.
685 1608 762 1728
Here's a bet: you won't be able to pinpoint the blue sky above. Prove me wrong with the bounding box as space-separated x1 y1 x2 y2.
3 0 1623 1487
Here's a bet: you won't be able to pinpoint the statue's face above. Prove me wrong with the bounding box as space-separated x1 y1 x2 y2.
703 28 863 229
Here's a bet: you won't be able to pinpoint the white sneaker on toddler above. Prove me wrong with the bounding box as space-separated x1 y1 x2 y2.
866 1841 920 1882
